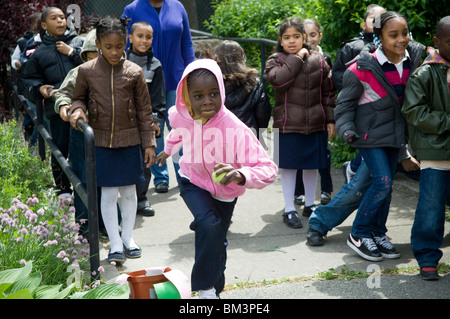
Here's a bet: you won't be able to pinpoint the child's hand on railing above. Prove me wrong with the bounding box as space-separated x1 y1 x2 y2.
69 108 87 129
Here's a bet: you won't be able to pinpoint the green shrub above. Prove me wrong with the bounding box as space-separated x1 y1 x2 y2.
205 0 316 70
0 120 53 206
329 135 358 168
207 0 445 68
311 0 445 57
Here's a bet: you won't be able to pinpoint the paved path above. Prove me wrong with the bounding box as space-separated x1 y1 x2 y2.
99 157 450 300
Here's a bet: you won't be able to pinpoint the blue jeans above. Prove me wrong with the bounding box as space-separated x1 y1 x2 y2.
351 147 399 238
411 168 450 268
151 90 181 186
179 177 236 293
350 152 362 172
309 160 372 235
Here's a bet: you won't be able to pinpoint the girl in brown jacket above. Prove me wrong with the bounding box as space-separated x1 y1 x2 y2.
266 17 336 228
69 17 156 263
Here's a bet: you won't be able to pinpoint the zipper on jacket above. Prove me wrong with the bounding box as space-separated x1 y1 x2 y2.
110 65 115 148
201 123 218 197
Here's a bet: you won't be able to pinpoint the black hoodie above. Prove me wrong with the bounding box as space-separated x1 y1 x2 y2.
332 31 374 91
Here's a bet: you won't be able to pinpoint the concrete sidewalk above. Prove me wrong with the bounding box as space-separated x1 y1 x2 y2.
99 158 450 299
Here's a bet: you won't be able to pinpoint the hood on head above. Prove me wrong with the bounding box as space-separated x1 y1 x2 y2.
80 29 97 62
175 59 226 123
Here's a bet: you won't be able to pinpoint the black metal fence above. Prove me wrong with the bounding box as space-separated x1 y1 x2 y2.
11 72 101 282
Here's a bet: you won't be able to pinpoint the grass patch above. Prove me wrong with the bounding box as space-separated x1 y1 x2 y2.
222 263 450 292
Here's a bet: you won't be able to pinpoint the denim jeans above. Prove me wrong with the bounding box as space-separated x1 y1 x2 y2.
151 90 181 186
350 152 362 172
179 177 236 293
351 147 399 238
309 160 372 235
411 168 450 268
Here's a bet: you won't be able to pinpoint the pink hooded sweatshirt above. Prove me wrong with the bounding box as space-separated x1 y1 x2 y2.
164 59 278 200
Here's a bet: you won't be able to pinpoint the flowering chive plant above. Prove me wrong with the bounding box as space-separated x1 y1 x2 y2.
0 192 90 287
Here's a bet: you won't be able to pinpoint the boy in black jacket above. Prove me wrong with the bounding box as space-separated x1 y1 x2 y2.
20 7 84 199
127 21 166 216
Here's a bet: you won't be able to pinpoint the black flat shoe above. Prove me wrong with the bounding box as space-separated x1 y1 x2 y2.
155 182 169 193
302 204 317 217
124 244 142 259
306 229 325 246
137 205 155 216
420 267 440 281
283 211 303 228
108 250 125 263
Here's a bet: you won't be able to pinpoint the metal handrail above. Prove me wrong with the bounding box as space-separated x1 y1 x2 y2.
13 85 100 282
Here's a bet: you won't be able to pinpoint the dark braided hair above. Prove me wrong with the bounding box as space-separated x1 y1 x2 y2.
373 11 409 39
93 16 131 42
186 68 217 89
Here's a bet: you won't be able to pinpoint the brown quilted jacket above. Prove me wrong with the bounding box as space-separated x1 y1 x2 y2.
265 51 336 135
71 54 156 149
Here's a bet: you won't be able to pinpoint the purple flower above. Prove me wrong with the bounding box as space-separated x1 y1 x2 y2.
29 213 38 223
56 250 66 259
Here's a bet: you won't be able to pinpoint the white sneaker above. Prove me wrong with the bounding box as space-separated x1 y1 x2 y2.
342 161 356 184
199 287 219 299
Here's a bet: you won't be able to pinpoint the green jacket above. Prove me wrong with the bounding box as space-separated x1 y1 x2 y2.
402 48 450 160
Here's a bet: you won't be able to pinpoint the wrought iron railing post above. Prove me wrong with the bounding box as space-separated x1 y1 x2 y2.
13 85 100 282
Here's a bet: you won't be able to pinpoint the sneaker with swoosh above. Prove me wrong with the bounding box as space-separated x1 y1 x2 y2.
347 234 383 261
372 234 400 259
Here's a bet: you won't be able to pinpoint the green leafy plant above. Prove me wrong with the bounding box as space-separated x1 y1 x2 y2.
329 135 358 168
0 261 130 299
69 282 130 299
0 120 53 207
0 261 75 299
205 0 317 69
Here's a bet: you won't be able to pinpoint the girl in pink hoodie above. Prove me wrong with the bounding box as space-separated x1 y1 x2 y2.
156 59 278 298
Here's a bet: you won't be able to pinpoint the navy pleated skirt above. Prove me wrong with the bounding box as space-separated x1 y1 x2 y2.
93 145 145 187
276 131 328 170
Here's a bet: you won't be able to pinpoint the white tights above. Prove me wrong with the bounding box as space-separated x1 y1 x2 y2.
281 168 318 212
101 185 138 253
